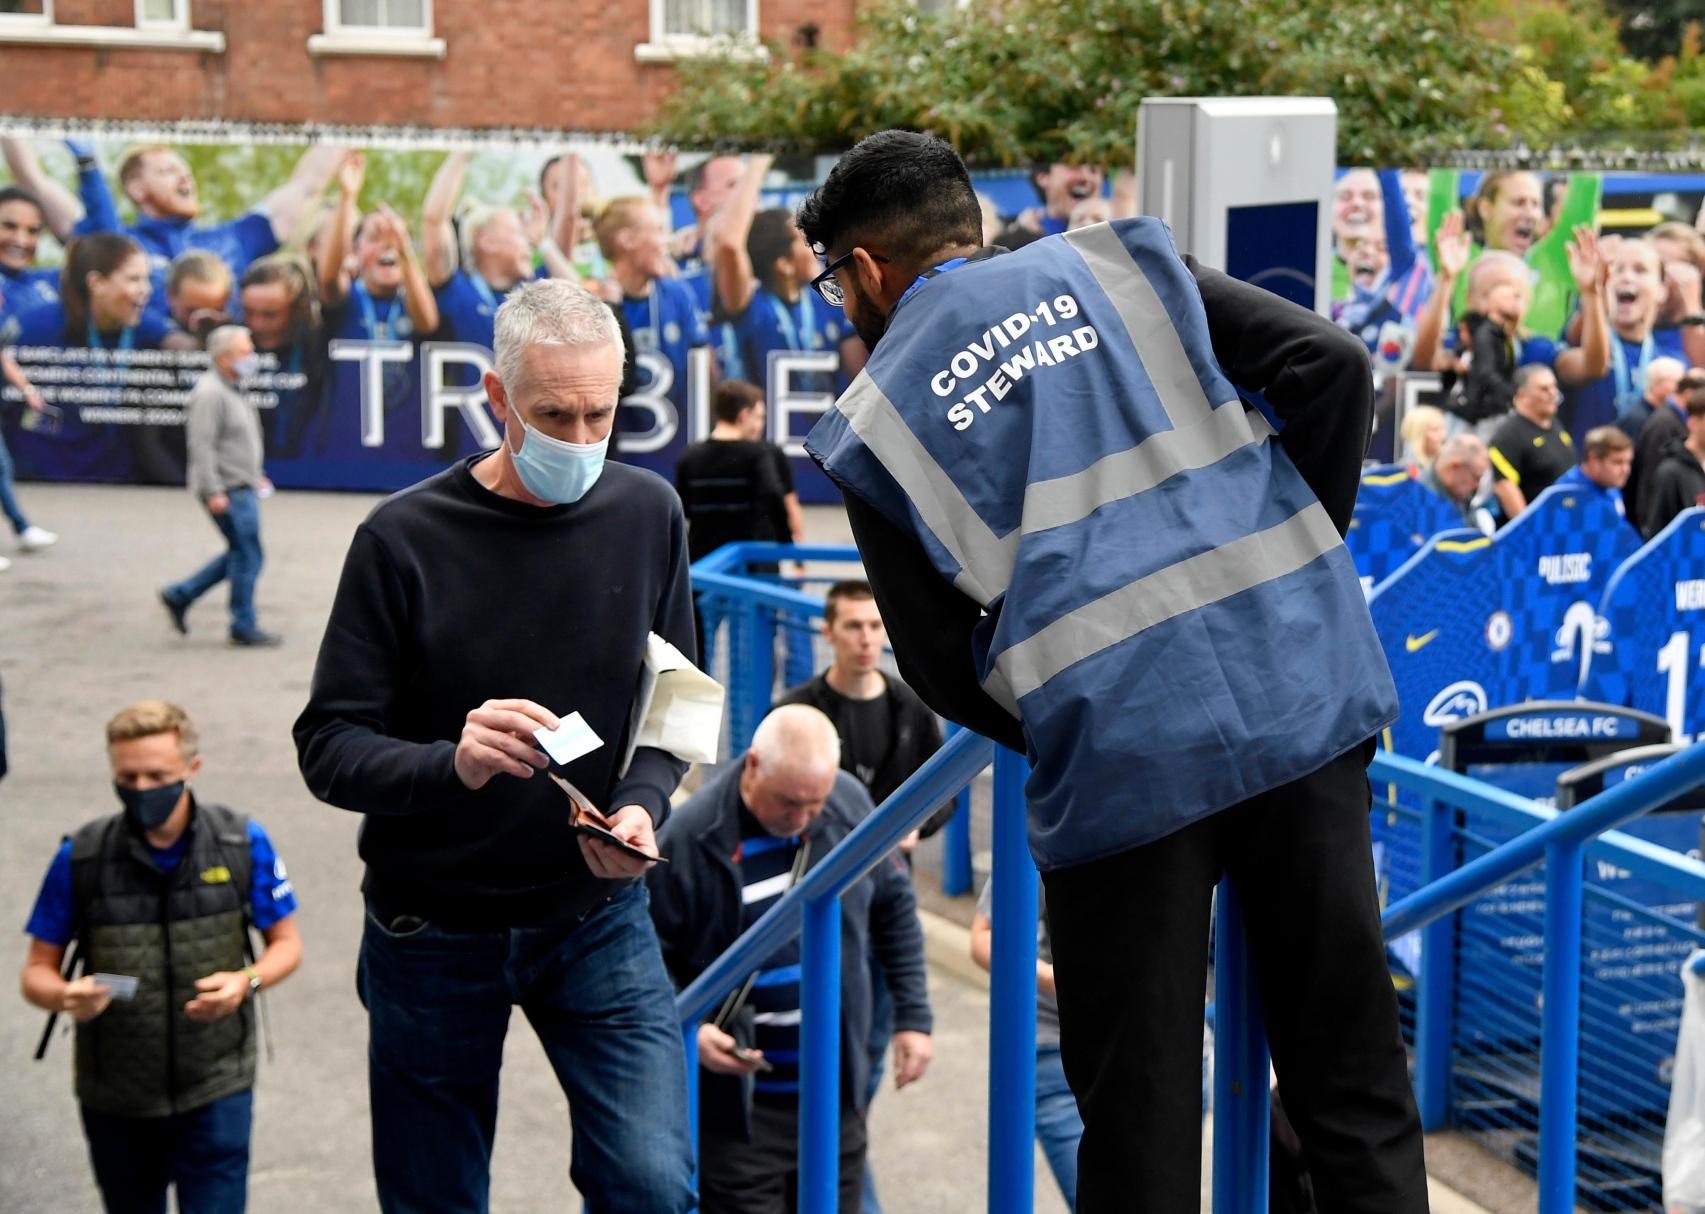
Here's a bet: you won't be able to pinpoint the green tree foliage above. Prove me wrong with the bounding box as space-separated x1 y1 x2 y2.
646 0 1701 166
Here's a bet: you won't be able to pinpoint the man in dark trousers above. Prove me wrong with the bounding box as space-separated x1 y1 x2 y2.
648 704 933 1214
795 130 1426 1213
20 699 301 1213
294 279 696 1214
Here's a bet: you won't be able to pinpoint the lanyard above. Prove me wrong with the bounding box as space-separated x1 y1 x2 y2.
767 291 819 351
469 273 499 313
356 281 403 340
1610 331 1655 410
896 257 970 312
88 318 135 351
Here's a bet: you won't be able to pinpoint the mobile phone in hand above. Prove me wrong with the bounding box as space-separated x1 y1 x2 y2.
733 1046 775 1073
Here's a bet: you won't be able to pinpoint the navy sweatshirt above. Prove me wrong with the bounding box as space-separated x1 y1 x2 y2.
293 454 696 928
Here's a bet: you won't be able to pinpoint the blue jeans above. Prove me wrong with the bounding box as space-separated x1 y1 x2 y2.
165 488 262 635
357 882 695 1214
1035 1044 1084 1211
80 1088 253 1214
0 424 29 534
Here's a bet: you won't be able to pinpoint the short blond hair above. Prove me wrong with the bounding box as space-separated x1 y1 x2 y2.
593 195 656 261
106 699 199 758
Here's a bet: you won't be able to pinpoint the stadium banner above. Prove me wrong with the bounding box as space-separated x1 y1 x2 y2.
6 125 1705 497
0 131 851 497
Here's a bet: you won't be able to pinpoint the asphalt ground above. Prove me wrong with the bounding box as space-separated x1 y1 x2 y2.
0 480 1534 1213
0 481 1073 1214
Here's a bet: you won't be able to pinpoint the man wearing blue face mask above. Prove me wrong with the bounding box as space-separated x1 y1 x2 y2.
160 324 279 648
20 699 302 1214
294 277 699 1214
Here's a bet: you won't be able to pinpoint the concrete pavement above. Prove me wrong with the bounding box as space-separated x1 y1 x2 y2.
0 481 1515 1213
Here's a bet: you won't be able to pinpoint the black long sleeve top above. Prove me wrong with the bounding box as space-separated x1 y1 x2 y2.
293 456 696 928
839 256 1377 754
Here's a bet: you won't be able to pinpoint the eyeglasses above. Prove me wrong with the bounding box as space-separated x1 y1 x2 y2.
810 250 889 308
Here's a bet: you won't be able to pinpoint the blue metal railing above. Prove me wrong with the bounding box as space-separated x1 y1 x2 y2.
1212 744 1705 1214
681 544 1033 1214
690 542 1705 1213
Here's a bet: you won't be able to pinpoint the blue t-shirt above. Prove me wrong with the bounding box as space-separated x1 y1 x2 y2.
276 279 450 490
1553 464 1628 522
1 265 59 318
725 285 846 390
73 168 276 326
621 275 710 396
1562 327 1687 450
433 269 506 353
3 299 170 351
25 816 298 947
2 301 173 483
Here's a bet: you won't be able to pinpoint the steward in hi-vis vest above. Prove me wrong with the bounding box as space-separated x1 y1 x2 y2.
809 217 1398 868
795 130 1427 1214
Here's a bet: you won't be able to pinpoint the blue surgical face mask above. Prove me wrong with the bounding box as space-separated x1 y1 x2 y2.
507 410 609 505
115 780 185 832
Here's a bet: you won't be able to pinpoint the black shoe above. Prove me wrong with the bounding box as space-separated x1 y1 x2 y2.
229 628 282 648
160 590 189 635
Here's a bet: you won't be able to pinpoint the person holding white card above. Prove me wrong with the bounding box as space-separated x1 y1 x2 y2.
19 699 301 1214
293 278 699 1214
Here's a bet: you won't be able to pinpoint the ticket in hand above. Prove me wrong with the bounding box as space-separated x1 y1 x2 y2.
91 973 139 1001
534 712 603 768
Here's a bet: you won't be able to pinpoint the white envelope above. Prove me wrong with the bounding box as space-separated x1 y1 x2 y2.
621 634 726 773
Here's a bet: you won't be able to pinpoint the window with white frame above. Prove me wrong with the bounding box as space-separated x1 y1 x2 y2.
327 0 431 36
136 0 187 30
656 0 755 42
0 0 51 22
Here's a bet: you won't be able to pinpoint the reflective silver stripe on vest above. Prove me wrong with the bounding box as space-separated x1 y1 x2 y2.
1023 402 1275 535
1063 223 1232 428
987 501 1344 703
835 369 1016 604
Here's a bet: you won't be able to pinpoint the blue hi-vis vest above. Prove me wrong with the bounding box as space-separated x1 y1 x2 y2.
806 220 1399 869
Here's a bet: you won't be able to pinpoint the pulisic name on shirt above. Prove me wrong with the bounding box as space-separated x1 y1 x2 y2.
928 295 1103 432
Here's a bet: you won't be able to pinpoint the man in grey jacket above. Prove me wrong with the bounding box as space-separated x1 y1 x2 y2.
160 325 279 646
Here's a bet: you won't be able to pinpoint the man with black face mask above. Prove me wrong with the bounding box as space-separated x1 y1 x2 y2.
20 699 301 1214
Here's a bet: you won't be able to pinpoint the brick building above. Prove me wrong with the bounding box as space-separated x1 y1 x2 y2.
0 0 858 134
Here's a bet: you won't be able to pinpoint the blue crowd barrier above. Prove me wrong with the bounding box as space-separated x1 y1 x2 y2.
690 543 1705 1212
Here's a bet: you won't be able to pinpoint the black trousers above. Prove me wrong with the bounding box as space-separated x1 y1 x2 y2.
698 1096 868 1214
1042 741 1429 1214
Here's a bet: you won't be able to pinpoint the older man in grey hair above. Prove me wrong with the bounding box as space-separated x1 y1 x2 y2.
294 278 698 1214
160 323 279 646
648 703 934 1214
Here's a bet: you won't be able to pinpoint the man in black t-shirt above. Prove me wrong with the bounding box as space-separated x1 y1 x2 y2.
675 380 803 563
1490 363 1576 523
776 580 944 821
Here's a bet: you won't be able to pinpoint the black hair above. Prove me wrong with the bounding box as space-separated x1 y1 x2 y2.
823 578 874 626
747 208 799 295
713 379 764 424
0 185 45 218
796 130 982 267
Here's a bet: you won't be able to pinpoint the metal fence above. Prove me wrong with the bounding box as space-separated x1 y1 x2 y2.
687 542 1705 1214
